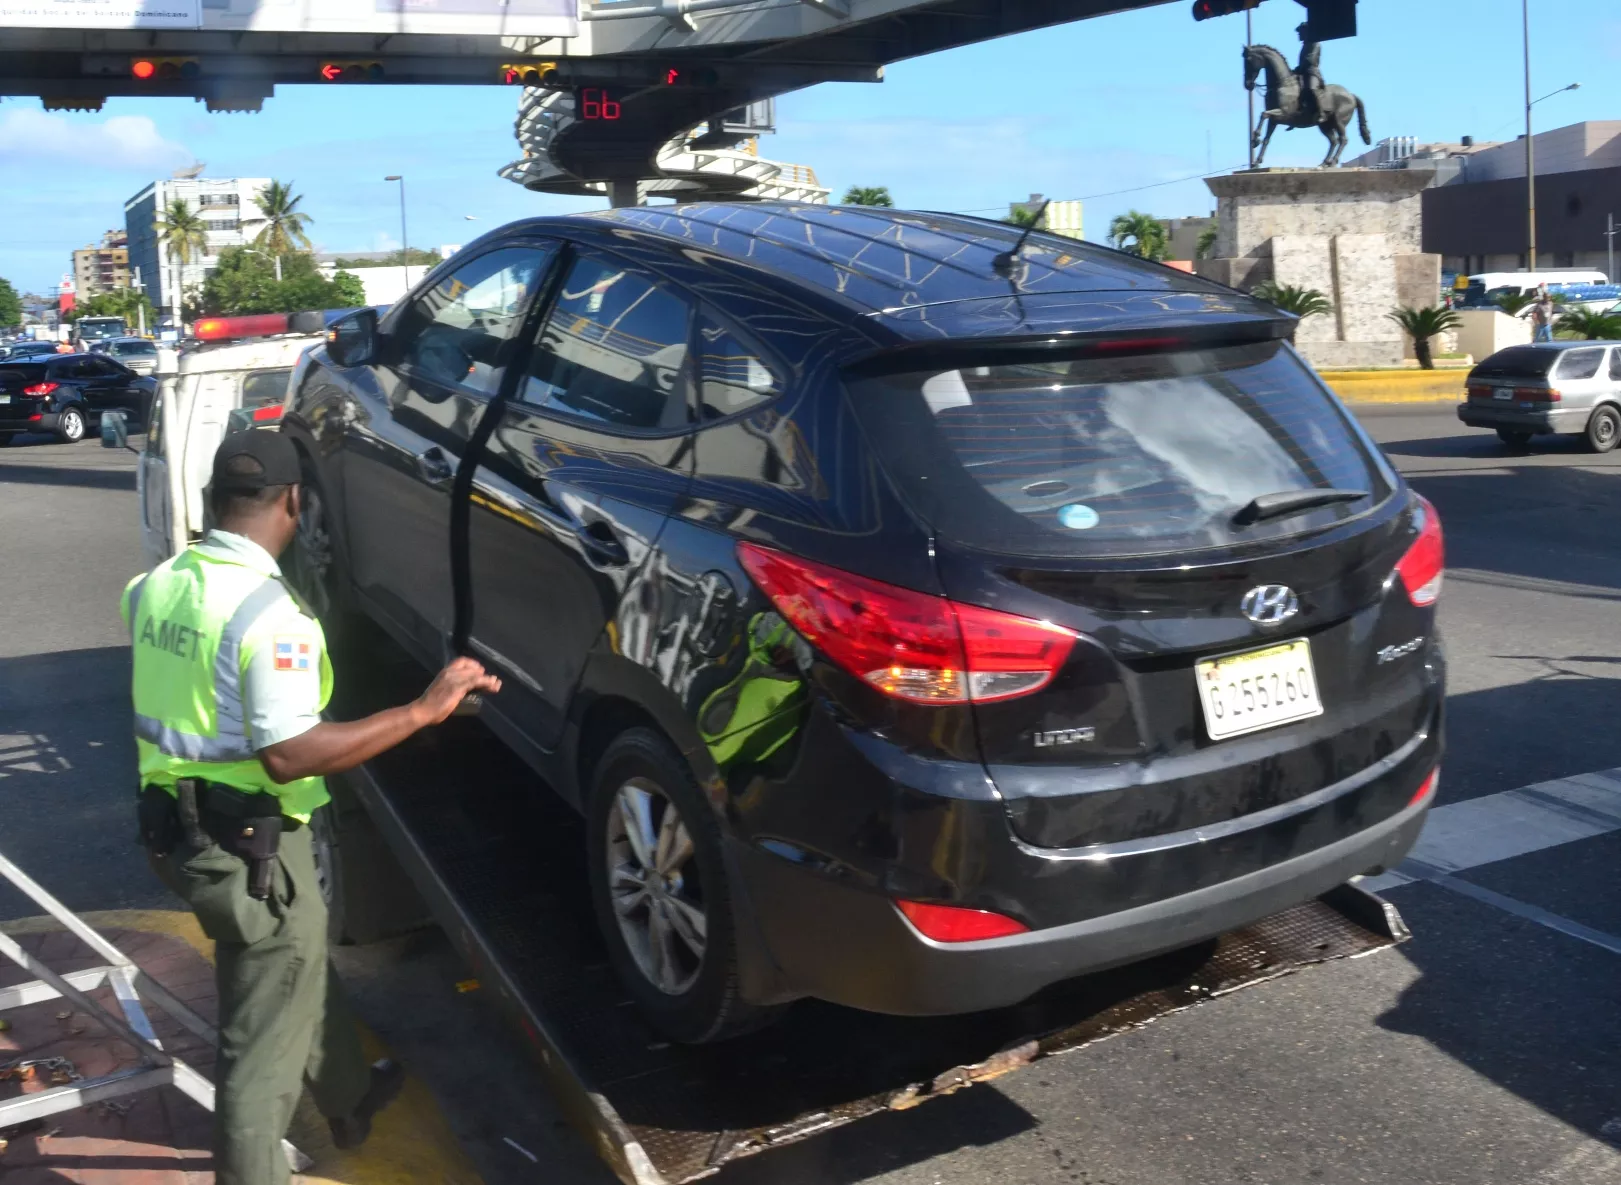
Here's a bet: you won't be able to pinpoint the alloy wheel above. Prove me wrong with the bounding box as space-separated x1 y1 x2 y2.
59 409 84 442
605 777 707 996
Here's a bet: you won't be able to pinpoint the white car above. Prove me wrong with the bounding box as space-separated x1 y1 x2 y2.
136 320 324 568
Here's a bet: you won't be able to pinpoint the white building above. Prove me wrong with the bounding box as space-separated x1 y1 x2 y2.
125 177 271 317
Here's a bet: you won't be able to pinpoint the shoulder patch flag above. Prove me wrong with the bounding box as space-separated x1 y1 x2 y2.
273 635 314 672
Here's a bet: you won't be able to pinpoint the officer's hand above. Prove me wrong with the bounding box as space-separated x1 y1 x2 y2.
417 657 502 726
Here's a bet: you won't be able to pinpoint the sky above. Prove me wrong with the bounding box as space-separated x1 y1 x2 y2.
1 0 1619 296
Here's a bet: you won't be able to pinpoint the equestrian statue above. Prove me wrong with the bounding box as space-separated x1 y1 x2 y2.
1244 28 1370 168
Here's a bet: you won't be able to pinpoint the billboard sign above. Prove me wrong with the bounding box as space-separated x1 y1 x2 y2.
0 0 577 34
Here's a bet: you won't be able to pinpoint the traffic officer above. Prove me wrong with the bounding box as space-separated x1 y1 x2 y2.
122 430 500 1185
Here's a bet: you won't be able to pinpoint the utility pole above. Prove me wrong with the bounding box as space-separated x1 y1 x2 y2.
133 267 145 338
384 176 411 287
1607 213 1617 283
1523 0 1536 271
1246 8 1256 169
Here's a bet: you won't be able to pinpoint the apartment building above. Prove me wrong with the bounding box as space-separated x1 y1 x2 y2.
125 176 271 314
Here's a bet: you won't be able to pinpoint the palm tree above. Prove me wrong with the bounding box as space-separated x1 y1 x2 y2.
1107 211 1168 262
249 180 314 259
1196 224 1220 260
1554 306 1621 340
841 186 893 207
1250 282 1334 342
152 197 207 325
1493 290 1535 316
1388 304 1464 369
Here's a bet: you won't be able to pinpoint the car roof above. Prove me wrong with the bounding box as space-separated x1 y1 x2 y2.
177 335 319 375
500 203 1275 345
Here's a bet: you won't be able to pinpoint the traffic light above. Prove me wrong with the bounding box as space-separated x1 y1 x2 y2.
131 57 201 81
319 61 386 82
1191 0 1261 18
658 66 720 88
501 62 559 86
1299 0 1356 40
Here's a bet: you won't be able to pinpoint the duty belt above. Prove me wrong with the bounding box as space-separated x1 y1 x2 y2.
137 778 295 900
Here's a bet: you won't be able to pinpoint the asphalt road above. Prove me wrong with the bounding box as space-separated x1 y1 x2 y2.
4 407 1621 1185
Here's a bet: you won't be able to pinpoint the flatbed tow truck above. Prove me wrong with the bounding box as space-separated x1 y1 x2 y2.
113 311 1414 1185
322 623 1410 1185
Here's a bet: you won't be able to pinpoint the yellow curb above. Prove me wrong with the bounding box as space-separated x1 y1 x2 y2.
1320 369 1467 405
3 909 483 1185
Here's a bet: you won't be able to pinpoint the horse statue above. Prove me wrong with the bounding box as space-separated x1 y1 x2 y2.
1243 42 1370 168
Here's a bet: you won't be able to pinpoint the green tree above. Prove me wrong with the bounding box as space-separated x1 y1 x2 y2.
1388 304 1464 369
0 277 21 329
249 180 314 260
1493 290 1535 316
1554 306 1621 340
330 247 441 269
1107 211 1168 262
200 246 369 316
1250 282 1334 344
1196 224 1220 260
69 288 155 327
1005 206 1043 228
841 186 893 207
153 197 208 320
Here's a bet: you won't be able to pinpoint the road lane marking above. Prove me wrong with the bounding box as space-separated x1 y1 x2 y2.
1361 767 1621 956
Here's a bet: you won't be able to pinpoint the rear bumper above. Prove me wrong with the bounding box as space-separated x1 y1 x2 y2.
733 787 1429 1016
1457 401 1588 433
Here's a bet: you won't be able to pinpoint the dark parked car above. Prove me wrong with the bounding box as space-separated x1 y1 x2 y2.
0 352 156 445
0 341 61 362
284 204 1445 1043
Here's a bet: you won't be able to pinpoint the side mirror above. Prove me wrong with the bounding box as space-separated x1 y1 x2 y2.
326 308 380 368
100 410 135 453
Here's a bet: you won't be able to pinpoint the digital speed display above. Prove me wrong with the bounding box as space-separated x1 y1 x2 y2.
576 87 622 120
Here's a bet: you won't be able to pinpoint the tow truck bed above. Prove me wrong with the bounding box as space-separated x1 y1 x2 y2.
328 632 1410 1185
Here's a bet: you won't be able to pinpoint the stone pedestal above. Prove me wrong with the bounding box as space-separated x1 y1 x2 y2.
1195 168 1442 370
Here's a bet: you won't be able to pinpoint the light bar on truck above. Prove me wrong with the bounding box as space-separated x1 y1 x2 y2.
191 309 368 343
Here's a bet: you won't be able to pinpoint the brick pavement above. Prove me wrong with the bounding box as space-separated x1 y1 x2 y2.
0 924 217 1184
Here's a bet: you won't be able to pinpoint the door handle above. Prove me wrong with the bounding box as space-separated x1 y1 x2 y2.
576 520 629 568
415 446 454 488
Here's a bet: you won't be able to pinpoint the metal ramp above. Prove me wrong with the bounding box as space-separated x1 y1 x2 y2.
0 849 309 1172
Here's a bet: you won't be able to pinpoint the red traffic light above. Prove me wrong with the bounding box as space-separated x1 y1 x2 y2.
320 62 342 81
132 60 156 79
319 61 384 82
1191 0 1261 18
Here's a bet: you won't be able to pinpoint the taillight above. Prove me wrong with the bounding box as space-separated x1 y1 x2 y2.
250 404 283 423
896 899 1029 942
737 543 1079 704
1408 768 1439 808
1395 494 1444 607
22 381 58 397
1513 386 1560 402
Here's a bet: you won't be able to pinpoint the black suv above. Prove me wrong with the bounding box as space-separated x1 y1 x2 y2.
0 352 156 445
285 204 1444 1043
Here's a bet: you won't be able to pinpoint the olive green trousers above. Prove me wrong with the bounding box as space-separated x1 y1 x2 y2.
150 823 371 1185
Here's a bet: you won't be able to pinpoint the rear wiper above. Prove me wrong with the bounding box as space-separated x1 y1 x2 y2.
1232 488 1367 526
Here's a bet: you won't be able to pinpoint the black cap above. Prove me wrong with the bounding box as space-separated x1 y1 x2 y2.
211 430 302 492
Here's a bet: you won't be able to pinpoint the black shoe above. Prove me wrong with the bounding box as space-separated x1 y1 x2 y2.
328 1059 406 1150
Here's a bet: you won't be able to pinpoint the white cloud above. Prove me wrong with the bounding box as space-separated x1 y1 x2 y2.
0 108 193 173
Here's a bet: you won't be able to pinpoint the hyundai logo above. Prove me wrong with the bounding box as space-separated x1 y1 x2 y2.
1240 584 1300 626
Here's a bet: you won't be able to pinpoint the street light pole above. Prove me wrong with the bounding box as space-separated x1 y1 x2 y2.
1523 0 1536 271
384 175 410 287
1608 213 1617 284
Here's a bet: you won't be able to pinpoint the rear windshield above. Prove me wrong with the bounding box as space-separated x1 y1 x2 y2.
0 364 48 386
241 369 292 408
847 342 1391 560
1472 347 1555 380
112 340 157 357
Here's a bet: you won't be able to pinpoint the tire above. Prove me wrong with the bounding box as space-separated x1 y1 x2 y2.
1495 427 1533 448
1586 406 1620 453
586 727 780 1044
284 458 354 636
55 406 85 444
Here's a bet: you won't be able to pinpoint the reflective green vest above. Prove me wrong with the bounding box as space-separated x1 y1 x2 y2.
123 539 332 823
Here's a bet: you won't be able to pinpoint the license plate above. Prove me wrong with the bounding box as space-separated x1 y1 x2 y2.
1196 639 1324 741
0 395 9 404
1493 388 1512 400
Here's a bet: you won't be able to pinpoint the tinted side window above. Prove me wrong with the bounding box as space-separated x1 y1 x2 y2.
52 357 90 380
1557 348 1605 380
1611 348 1621 382
520 253 691 432
697 314 780 420
241 369 293 408
88 356 125 378
396 247 548 396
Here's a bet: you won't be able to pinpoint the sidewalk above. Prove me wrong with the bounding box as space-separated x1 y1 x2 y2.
0 911 482 1185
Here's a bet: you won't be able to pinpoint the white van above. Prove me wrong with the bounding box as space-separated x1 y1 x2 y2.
1453 270 1610 308
137 330 322 568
